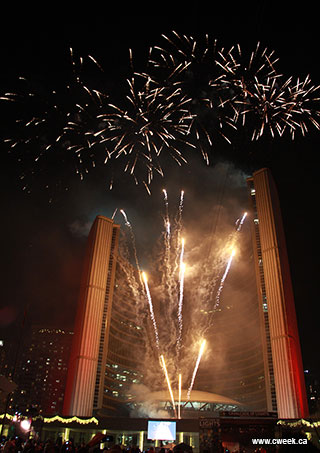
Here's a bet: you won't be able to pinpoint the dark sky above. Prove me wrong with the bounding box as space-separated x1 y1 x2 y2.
1 9 319 378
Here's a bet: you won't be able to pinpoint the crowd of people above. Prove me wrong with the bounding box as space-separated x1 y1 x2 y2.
0 438 183 453
1 437 80 453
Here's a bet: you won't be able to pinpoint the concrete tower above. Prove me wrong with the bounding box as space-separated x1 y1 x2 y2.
247 168 308 419
63 216 120 417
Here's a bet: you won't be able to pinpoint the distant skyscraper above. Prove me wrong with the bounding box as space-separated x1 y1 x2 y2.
247 168 308 419
14 327 73 415
63 216 120 417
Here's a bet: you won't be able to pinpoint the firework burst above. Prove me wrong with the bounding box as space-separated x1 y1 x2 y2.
214 43 320 140
1 49 111 194
278 74 320 139
148 31 239 161
2 33 320 194
97 74 195 190
149 33 320 149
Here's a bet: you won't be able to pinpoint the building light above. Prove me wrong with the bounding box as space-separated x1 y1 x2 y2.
42 415 99 425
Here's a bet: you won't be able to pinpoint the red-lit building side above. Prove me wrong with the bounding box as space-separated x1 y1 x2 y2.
247 168 308 419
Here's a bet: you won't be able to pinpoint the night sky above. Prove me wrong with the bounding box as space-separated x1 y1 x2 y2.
1 9 319 380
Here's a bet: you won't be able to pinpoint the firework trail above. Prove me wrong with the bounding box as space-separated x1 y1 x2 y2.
161 188 172 288
179 237 185 268
142 272 160 352
118 192 189 381
160 355 177 418
176 259 186 357
186 339 206 401
173 190 185 274
120 209 142 280
196 210 248 337
120 209 130 225
214 248 236 310
115 192 249 415
213 212 247 310
116 252 143 313
159 189 176 335
236 211 248 231
159 189 186 336
176 235 185 357
204 212 248 323
162 189 170 234
178 189 184 218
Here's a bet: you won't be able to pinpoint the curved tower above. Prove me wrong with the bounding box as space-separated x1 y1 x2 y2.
195 220 268 412
63 216 120 417
247 168 308 419
101 260 145 415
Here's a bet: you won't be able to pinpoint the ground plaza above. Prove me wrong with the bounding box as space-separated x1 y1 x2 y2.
2 412 318 452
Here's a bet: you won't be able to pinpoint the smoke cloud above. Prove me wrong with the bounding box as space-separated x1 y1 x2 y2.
110 157 266 413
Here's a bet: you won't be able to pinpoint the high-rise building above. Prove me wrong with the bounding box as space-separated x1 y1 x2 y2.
63 216 120 417
304 369 320 414
13 326 73 415
247 168 308 419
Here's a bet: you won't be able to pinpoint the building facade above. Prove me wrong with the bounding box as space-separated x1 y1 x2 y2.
194 236 268 413
99 258 145 416
247 168 308 419
63 216 120 417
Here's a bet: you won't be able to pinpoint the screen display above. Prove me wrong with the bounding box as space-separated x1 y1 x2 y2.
147 420 176 441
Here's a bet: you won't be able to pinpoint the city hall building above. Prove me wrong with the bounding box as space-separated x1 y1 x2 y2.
62 168 308 423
